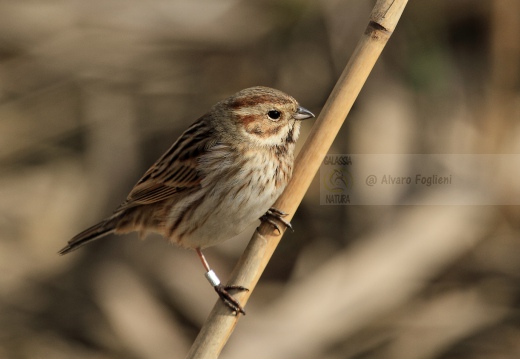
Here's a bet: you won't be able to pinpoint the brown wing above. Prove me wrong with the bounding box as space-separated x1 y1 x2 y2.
115 116 217 212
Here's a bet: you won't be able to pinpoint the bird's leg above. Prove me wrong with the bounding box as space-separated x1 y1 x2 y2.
260 207 294 234
196 248 248 315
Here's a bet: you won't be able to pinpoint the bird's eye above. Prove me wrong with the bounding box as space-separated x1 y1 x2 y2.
267 110 281 120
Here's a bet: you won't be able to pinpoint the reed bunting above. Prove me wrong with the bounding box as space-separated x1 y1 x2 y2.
59 86 314 314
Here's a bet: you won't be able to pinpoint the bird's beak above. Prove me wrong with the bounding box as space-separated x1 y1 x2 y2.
294 106 315 120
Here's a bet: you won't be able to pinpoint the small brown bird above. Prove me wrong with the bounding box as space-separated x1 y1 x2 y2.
59 86 314 314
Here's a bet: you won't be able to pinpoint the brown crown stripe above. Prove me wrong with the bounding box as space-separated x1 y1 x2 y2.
229 95 293 110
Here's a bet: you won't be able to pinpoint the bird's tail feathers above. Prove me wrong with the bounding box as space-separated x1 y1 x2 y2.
58 215 120 255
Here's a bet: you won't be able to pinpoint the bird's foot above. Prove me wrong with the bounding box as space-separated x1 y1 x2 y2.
260 207 293 234
204 269 248 315
214 284 249 315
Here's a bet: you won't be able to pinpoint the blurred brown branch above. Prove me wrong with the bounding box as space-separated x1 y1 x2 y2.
186 0 409 358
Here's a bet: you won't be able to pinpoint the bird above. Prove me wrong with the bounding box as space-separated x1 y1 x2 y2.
58 86 315 314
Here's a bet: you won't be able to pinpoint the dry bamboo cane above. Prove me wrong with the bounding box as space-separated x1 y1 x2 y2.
186 0 409 357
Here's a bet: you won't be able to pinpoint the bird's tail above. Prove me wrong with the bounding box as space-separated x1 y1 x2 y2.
58 215 120 255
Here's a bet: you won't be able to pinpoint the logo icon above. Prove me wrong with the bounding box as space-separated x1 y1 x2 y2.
323 168 353 193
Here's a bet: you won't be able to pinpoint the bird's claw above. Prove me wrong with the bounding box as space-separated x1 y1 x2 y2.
260 207 294 234
214 284 248 315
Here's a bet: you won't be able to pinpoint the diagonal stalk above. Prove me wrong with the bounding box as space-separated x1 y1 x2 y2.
186 1 409 358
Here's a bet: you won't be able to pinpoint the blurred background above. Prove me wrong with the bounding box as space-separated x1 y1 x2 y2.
1 0 520 358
